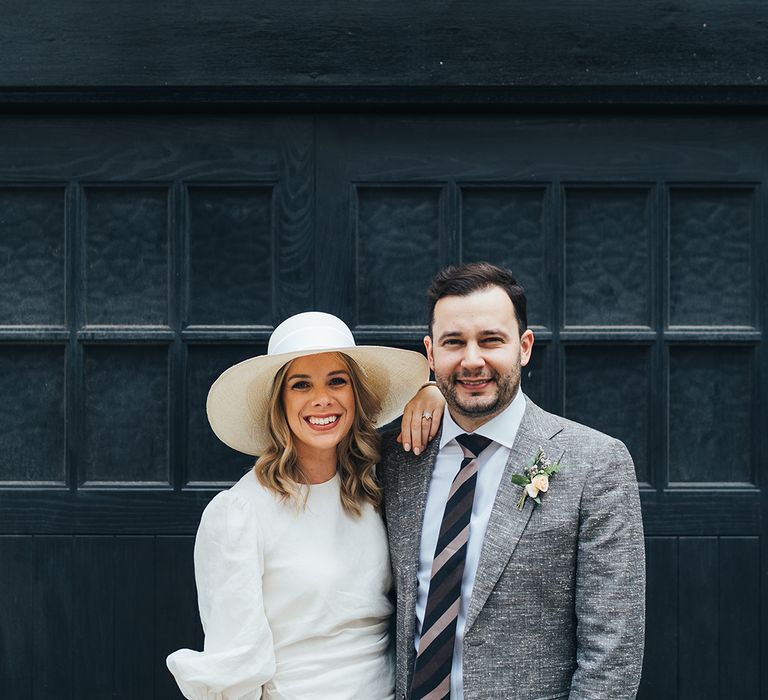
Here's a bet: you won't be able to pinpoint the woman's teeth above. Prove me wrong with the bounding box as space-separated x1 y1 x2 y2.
307 415 339 425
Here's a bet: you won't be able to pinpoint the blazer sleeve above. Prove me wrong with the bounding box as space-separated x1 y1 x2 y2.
569 439 645 700
166 490 276 700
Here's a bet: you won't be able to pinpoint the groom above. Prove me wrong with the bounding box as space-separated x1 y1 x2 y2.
379 262 645 700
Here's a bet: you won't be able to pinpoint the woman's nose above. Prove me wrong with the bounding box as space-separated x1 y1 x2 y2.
310 388 332 405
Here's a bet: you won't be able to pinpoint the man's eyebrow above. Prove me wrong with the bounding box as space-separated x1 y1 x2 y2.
437 331 463 342
437 329 510 342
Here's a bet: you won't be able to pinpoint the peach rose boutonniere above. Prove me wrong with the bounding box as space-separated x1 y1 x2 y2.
511 447 565 510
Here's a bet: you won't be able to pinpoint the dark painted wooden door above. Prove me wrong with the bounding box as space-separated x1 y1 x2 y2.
0 113 765 699
315 115 766 699
0 115 315 699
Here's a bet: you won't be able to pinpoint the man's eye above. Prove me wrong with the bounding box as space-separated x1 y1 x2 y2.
443 339 463 346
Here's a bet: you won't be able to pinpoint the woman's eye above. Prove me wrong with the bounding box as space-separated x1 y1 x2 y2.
291 380 310 390
329 377 348 386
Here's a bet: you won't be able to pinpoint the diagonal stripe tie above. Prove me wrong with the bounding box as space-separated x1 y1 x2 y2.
409 433 493 700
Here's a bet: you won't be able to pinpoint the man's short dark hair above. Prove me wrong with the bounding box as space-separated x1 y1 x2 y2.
427 262 528 335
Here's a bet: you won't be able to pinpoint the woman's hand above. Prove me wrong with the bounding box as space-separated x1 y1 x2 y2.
397 382 445 455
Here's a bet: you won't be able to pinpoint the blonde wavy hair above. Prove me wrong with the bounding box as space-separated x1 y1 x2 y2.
254 352 383 516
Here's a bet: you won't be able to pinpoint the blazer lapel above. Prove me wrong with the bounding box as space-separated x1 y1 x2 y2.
464 398 563 632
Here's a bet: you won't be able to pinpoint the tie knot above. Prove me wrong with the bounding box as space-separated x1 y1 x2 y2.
455 433 493 458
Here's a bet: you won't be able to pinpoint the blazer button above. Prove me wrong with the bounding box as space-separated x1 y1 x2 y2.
467 637 485 647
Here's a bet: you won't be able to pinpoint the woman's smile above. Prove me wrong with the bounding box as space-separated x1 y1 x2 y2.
305 413 341 429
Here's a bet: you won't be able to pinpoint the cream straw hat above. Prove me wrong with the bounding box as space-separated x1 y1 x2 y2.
206 312 430 455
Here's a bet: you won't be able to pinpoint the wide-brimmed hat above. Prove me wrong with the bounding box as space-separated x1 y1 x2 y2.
206 311 430 455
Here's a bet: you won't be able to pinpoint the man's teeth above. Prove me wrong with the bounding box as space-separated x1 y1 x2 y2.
308 415 339 425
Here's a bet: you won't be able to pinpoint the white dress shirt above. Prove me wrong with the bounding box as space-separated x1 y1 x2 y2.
414 389 526 700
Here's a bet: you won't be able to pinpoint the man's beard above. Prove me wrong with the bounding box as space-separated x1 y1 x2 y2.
436 367 520 421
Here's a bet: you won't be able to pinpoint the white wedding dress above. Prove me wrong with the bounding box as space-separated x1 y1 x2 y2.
167 470 394 700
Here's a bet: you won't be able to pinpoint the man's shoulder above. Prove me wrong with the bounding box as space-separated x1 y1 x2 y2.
378 427 402 459
376 427 408 485
525 397 628 458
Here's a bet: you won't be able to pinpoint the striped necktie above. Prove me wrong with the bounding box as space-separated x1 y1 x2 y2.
409 432 493 700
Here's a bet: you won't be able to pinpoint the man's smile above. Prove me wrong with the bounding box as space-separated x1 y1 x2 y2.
455 376 495 390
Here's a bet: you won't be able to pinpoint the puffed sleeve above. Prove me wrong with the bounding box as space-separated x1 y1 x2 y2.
167 490 276 700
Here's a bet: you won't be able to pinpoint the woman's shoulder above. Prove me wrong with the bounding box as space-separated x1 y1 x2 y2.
199 469 277 544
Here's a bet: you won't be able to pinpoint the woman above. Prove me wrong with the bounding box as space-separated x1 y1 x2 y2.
167 311 443 700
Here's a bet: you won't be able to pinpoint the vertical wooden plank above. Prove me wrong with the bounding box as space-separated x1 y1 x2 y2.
678 537 718 699
114 536 155 699
73 536 114 699
638 536 677 700
33 536 73 700
194 590 205 651
719 537 760 699
155 536 197 699
0 536 33 697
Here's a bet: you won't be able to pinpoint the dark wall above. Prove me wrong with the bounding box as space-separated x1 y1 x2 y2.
0 3 766 699
0 112 765 699
1 0 767 105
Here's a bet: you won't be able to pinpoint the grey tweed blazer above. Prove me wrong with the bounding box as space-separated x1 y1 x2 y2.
378 395 645 700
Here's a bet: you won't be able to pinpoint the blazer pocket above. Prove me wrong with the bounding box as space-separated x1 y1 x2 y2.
534 693 568 700
522 521 574 540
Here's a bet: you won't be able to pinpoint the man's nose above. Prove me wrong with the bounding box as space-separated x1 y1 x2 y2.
461 343 485 369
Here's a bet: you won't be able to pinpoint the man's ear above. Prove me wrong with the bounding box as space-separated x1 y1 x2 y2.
424 335 435 371
520 329 534 367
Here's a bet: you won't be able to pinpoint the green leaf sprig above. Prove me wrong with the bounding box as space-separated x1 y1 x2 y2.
511 447 565 510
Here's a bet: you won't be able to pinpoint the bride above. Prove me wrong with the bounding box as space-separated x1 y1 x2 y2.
167 312 443 699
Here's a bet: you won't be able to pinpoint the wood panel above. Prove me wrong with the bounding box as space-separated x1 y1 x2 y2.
72 537 114 698
0 537 34 697
678 537 719 698
1 1 767 108
315 114 767 699
32 537 74 700
114 537 156 698
0 535 199 699
0 113 765 698
2 533 761 698
638 537 677 700
719 537 761 699
0 115 312 697
155 536 197 699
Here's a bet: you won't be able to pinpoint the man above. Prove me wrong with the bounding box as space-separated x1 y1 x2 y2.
380 262 645 700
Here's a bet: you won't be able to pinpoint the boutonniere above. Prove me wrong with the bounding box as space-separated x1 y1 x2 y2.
511 447 565 510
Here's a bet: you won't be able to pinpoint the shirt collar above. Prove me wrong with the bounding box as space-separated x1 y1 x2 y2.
439 388 527 450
